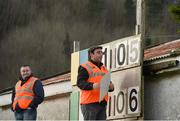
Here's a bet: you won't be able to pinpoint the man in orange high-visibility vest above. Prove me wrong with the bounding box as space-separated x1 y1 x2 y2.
11 65 44 120
77 46 114 120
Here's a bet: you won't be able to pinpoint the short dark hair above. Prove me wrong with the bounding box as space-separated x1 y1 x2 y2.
20 65 31 70
88 46 102 60
21 65 30 68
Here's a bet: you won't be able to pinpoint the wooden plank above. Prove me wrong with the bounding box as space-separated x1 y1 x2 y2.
71 52 79 85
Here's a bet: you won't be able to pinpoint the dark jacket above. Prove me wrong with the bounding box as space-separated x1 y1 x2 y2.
11 75 44 112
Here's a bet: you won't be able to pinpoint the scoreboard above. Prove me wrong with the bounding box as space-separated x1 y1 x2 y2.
70 35 143 120
101 35 142 119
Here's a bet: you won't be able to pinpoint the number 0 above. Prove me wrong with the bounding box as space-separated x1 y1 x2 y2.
117 44 125 65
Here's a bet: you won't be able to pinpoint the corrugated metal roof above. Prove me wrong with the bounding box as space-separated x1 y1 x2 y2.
144 39 180 62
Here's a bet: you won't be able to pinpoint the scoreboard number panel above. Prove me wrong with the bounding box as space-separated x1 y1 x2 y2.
102 36 141 71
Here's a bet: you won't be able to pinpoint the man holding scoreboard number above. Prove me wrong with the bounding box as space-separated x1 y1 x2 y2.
77 46 114 120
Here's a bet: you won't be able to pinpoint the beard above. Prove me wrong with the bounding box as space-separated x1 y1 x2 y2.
22 74 31 80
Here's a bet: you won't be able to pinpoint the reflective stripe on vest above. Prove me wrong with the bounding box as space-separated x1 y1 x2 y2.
14 95 34 100
13 76 38 110
85 63 106 78
15 89 33 94
80 61 109 104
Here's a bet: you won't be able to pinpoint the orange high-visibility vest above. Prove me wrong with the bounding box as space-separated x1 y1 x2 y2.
13 76 38 110
80 61 109 104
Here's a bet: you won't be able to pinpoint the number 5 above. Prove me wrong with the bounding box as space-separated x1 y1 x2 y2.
129 40 139 64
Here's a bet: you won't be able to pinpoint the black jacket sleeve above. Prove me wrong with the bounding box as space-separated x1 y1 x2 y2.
11 87 15 111
77 66 93 90
11 87 15 103
29 80 44 109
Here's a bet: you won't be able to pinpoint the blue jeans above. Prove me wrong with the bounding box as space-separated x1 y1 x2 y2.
14 108 37 120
